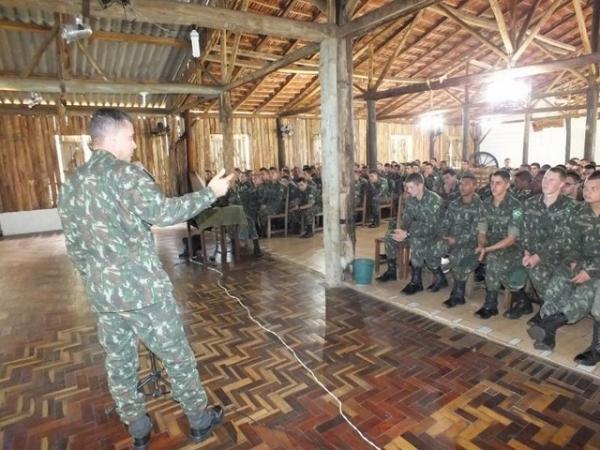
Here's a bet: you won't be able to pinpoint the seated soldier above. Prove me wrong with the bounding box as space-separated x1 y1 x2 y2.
439 173 482 308
527 171 600 358
390 173 446 294
512 170 534 202
366 170 390 228
475 170 527 319
440 169 461 207
230 170 262 257
258 168 286 234
562 170 582 200
290 177 315 238
517 167 577 321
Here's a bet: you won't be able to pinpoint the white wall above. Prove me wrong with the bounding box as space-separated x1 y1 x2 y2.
480 116 598 166
0 209 62 236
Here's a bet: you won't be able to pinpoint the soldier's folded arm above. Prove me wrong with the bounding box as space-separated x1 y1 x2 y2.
119 165 216 226
63 224 89 279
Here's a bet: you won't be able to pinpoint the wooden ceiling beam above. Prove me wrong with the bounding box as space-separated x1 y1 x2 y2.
2 0 332 42
367 52 600 100
0 103 170 116
488 0 514 55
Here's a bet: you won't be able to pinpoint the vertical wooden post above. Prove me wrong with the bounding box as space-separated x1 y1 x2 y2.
276 117 286 169
462 63 469 162
184 110 195 192
585 0 600 161
429 132 436 161
366 98 377 169
219 92 235 171
565 115 572 162
522 110 531 164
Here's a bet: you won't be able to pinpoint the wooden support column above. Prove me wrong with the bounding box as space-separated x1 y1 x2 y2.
585 0 600 161
565 115 572 162
319 33 355 287
219 92 235 172
462 63 470 161
429 132 436 161
522 110 531 164
184 110 195 192
366 99 377 168
276 117 286 169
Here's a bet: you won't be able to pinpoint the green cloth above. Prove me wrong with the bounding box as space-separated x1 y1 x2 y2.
195 205 248 232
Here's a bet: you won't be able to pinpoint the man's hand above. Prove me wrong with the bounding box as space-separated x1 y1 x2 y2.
392 229 408 242
571 270 591 284
475 245 486 262
208 169 234 198
443 236 456 246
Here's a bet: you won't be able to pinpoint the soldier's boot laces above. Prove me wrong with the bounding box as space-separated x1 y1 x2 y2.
527 309 542 326
443 280 466 308
503 289 533 320
575 319 600 366
402 266 423 295
427 266 448 292
475 290 499 319
129 414 152 450
376 259 397 282
189 405 224 442
528 312 568 351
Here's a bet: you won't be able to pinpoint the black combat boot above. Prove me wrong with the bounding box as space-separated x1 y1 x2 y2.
527 312 568 351
503 289 533 319
376 259 397 282
574 319 600 366
252 239 263 257
443 279 466 308
474 263 486 282
129 414 152 450
402 266 423 295
189 405 224 442
427 266 449 292
475 290 499 319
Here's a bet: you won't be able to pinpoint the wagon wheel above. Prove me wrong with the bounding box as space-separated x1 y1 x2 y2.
470 151 499 168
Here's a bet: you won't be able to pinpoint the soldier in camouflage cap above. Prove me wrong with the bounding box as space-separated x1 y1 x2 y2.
439 172 482 308
58 109 229 448
392 173 446 294
528 171 600 356
475 170 526 319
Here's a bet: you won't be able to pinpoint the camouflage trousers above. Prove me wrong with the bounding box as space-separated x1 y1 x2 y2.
367 195 390 223
526 261 567 299
484 250 527 292
442 241 478 282
96 298 207 424
383 219 398 260
239 211 259 240
383 219 443 269
258 205 282 231
541 273 599 323
290 206 314 232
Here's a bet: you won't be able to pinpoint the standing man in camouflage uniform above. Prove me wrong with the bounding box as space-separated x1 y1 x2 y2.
475 170 526 319
527 171 600 356
391 173 446 294
440 173 481 308
515 167 576 320
58 109 229 449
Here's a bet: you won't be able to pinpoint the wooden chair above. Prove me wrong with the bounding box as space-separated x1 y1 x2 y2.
355 194 367 226
378 197 394 222
313 210 324 232
266 188 289 238
374 237 411 279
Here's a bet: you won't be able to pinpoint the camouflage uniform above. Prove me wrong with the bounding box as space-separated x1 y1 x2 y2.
477 184 493 202
354 177 368 209
513 188 534 203
477 194 526 292
58 149 213 424
440 195 481 281
520 194 578 300
424 174 441 193
440 184 461 208
291 185 315 233
231 181 260 240
401 189 445 268
258 181 286 232
541 202 600 323
367 178 390 224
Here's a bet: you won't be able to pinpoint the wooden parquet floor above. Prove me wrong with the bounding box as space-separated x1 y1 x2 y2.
1 228 600 450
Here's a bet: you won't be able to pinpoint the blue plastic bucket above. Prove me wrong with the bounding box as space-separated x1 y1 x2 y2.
353 258 375 285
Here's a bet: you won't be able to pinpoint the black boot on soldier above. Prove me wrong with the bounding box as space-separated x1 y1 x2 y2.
574 319 600 366
252 238 263 257
527 312 568 351
376 259 397 282
402 265 423 295
129 414 152 450
189 405 224 442
427 266 448 292
475 290 499 319
443 279 466 308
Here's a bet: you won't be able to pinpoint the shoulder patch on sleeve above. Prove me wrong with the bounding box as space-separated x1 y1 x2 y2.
512 208 523 220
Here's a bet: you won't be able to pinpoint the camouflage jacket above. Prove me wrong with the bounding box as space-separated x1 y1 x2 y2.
520 194 578 264
570 202 600 278
231 181 259 215
368 178 390 200
58 149 216 313
476 194 523 245
400 189 444 239
512 188 534 203
298 185 315 207
440 183 461 208
424 174 441 193
441 194 482 247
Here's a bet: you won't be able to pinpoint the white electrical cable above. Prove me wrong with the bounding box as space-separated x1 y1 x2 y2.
190 258 381 450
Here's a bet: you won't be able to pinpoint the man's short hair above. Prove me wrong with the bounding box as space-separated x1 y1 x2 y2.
460 172 477 182
368 169 379 175
566 170 582 183
585 163 596 170
492 170 511 183
531 162 541 169
90 108 132 143
297 176 307 184
269 166 277 171
281 175 290 181
442 168 456 177
405 173 424 185
514 170 533 183
259 167 268 172
541 164 551 171
548 166 567 180
587 170 600 182
556 164 567 170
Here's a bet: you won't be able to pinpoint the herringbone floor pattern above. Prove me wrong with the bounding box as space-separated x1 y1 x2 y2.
1 227 600 449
